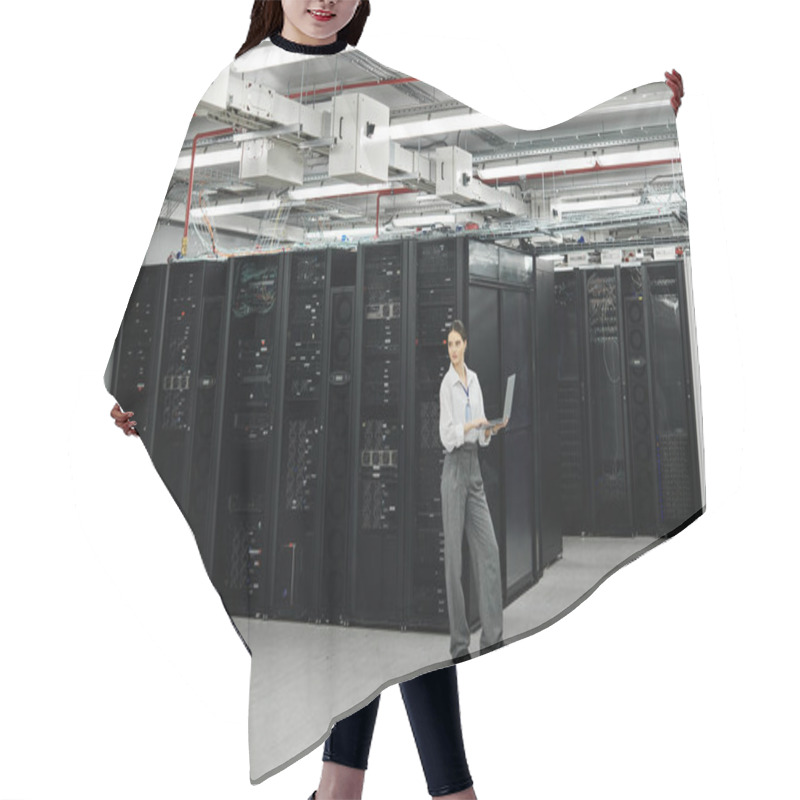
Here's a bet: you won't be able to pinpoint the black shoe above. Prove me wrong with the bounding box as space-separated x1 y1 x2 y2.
307 792 316 800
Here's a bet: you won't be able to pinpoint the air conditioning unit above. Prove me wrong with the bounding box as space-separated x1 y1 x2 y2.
329 93 390 183
240 137 304 189
435 146 479 202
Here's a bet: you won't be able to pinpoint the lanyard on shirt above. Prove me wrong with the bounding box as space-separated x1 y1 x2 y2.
459 379 471 422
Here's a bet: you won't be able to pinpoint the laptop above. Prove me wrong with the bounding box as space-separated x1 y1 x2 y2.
480 374 515 428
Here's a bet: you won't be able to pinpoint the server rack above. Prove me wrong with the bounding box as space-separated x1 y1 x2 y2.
350 241 408 626
405 237 464 631
107 261 229 566
466 251 505 614
318 249 359 624
621 265 658 534
554 270 589 534
646 262 702 531
462 240 545 605
533 256 561 573
553 260 701 537
583 267 633 533
109 238 551 630
106 264 168 451
210 254 283 618
150 261 229 567
270 248 331 621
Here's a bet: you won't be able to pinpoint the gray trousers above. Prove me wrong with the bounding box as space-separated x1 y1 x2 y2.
441 443 503 659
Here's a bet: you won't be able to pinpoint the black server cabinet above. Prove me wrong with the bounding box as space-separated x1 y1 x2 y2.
151 261 207 506
466 240 543 598
621 265 658 534
554 269 589 535
406 238 464 631
404 237 541 630
211 254 283 618
318 250 359 624
106 240 564 628
106 264 168 451
187 265 230 568
270 249 331 620
350 241 408 626
463 271 499 633
501 285 538 591
646 262 701 531
583 268 634 534
107 261 228 571
533 256 561 573
554 260 701 537
150 261 229 568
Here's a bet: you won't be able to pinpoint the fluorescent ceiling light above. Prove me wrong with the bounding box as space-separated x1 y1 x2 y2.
416 194 445 205
175 149 239 171
305 226 376 240
190 197 284 218
597 147 680 167
191 182 394 219
554 196 642 214
290 181 392 200
392 214 452 227
646 192 684 204
554 191 684 217
478 146 680 181
447 204 498 215
390 113 498 140
478 156 596 180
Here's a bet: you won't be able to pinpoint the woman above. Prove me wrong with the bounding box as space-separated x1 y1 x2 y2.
110 1 685 795
236 0 368 55
439 321 507 661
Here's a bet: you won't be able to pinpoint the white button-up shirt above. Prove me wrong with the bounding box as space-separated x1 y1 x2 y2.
439 363 492 453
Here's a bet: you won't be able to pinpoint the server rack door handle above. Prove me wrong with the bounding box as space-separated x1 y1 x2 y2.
339 116 344 140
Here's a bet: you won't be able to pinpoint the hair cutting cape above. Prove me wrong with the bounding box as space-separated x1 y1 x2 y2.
105 36 704 783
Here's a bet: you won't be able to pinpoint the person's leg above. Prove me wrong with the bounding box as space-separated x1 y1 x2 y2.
400 666 476 798
465 453 503 651
442 453 470 659
316 695 381 800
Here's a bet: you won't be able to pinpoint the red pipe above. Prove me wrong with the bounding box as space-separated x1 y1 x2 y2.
288 76 418 100
182 127 234 256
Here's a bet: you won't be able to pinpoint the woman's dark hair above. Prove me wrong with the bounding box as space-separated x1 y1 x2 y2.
236 0 371 59
448 320 467 342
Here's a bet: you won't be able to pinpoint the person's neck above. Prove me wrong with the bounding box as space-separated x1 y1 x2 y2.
270 29 348 55
455 363 467 383
281 21 336 47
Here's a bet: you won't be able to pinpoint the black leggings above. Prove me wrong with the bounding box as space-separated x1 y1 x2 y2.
323 665 473 797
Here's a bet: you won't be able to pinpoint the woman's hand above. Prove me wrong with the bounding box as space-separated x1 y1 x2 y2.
665 69 684 116
111 402 139 436
465 417 490 434
491 418 509 435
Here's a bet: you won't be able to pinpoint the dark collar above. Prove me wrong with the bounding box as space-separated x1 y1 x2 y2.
270 32 348 55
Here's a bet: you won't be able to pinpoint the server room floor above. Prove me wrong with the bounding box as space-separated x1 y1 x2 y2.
236 535 657 773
